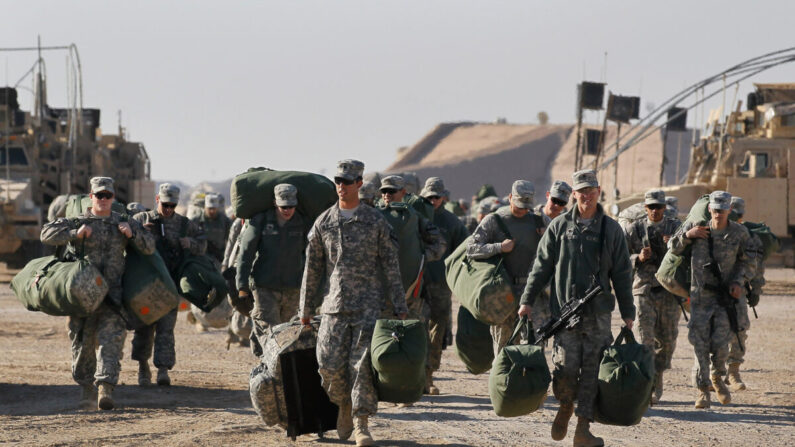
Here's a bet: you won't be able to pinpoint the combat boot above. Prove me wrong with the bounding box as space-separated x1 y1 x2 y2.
138 362 152 387
711 374 731 405
186 311 197 325
726 363 746 391
353 416 375 446
97 382 114 410
426 369 439 395
551 402 574 441
336 400 353 440
695 386 711 409
651 371 663 404
79 384 96 410
573 417 604 447
157 367 171 386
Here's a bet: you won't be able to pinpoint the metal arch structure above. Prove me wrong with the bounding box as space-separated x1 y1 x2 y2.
597 47 795 172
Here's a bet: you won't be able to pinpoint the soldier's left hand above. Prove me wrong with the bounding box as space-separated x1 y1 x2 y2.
179 237 191 249
729 283 742 299
118 222 133 238
623 318 634 330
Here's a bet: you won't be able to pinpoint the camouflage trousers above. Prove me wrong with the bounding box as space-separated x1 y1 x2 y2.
68 303 127 386
530 289 552 348
728 296 751 365
636 287 681 373
490 285 523 357
552 312 612 421
250 287 300 357
228 310 252 344
316 312 378 417
131 307 178 369
688 293 732 388
425 281 452 373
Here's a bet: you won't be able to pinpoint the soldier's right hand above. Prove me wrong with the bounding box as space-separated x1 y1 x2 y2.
638 247 652 262
517 304 532 317
500 239 515 253
300 317 312 327
76 224 92 239
686 225 710 239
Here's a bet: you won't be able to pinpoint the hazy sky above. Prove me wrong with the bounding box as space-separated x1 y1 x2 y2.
4 1 794 184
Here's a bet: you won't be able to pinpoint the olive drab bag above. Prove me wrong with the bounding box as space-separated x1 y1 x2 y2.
64 194 127 218
655 194 711 298
742 221 780 260
488 317 551 417
454 306 494 375
122 248 180 326
370 319 428 404
593 326 655 426
230 169 337 220
176 255 228 312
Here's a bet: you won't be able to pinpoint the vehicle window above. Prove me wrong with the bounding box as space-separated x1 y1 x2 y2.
0 147 29 166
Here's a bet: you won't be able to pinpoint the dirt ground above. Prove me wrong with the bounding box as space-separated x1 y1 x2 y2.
1 270 793 447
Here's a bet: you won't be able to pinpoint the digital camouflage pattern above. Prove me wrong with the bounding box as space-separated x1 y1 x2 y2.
250 287 301 357
193 210 232 263
728 232 765 365
221 217 244 271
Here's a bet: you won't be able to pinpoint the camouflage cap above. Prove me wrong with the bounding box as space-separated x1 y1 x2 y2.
205 193 222 209
90 177 114 194
401 172 421 195
709 190 732 210
158 183 180 204
358 181 378 200
644 189 666 206
336 159 365 181
274 183 298 207
731 196 745 215
510 180 535 209
549 180 572 202
126 202 146 214
665 196 678 209
420 177 446 198
572 169 598 190
380 175 405 192
477 196 501 215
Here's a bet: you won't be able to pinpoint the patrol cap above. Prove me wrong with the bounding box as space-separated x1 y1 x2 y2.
665 196 678 209
731 196 745 215
126 202 146 214
274 183 298 207
709 190 732 210
549 180 572 202
336 159 365 181
358 181 378 200
477 196 501 215
420 177 446 199
572 169 599 190
90 177 114 194
644 189 666 206
510 180 534 209
158 183 180 204
205 193 222 209
401 172 421 195
380 175 405 192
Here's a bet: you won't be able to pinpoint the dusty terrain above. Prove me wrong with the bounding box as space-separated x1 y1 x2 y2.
1 270 793 447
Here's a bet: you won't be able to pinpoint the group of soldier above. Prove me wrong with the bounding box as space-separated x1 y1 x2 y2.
38 158 765 447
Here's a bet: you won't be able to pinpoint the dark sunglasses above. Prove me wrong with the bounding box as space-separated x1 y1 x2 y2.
426 196 441 201
334 177 355 186
647 204 666 210
94 192 114 200
278 206 296 210
551 198 567 207
381 189 398 195
161 202 177 209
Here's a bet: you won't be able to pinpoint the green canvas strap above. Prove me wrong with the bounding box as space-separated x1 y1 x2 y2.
613 325 637 345
508 316 531 346
493 214 513 240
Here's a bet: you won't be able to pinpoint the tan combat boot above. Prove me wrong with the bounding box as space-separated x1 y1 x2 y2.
426 369 439 396
336 400 353 440
353 416 375 446
651 371 663 405
157 367 171 386
138 362 152 387
97 382 114 410
711 374 731 405
725 363 746 391
79 384 96 410
551 402 574 441
573 417 604 447
695 386 711 409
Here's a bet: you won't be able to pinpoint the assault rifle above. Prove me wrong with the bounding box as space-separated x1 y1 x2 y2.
703 260 744 353
534 277 603 345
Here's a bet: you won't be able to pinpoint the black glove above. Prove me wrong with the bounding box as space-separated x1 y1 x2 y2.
747 293 760 307
229 290 254 317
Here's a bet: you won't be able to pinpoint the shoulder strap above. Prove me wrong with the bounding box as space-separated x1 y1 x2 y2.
493 213 513 240
180 216 189 238
597 214 607 269
532 213 545 229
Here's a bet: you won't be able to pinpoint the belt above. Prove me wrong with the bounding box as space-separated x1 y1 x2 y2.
513 277 527 285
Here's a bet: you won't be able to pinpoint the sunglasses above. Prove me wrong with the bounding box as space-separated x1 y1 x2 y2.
381 189 398 195
647 204 666 210
334 177 355 186
426 196 441 201
94 192 114 200
551 198 567 207
161 203 177 209
278 206 296 210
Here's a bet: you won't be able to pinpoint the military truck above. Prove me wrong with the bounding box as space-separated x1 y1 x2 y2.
0 64 154 267
612 83 795 265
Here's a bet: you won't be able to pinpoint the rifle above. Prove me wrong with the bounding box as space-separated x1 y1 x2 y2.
704 234 744 352
534 277 603 345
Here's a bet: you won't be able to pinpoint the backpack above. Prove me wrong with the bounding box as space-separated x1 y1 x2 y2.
742 221 780 260
655 195 711 297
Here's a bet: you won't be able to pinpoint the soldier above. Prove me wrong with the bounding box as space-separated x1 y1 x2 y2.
669 190 753 409
236 184 309 357
467 180 545 357
726 196 763 391
131 183 207 387
223 215 252 348
300 159 408 447
519 169 635 446
419 177 469 395
624 189 682 404
665 196 679 220
534 180 572 225
358 181 378 207
126 202 147 215
41 177 155 410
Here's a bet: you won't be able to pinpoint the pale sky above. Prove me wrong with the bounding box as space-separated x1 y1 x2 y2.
4 0 794 184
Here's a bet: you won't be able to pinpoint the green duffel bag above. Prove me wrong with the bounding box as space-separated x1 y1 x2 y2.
370 319 427 404
177 255 228 312
404 193 434 223
11 255 108 317
122 248 180 326
488 317 551 417
230 169 337 220
454 306 494 375
445 235 515 325
64 194 127 218
655 194 710 297
594 327 655 426
742 221 780 260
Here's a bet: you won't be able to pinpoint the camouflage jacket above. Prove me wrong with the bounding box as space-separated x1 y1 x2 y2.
299 203 408 319
40 210 155 304
193 212 232 263
534 204 552 226
132 210 206 274
426 206 469 284
222 217 245 271
747 233 766 296
625 216 681 294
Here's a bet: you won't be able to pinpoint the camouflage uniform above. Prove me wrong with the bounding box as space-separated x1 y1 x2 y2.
192 194 232 264
223 218 252 344
467 181 544 356
41 188 155 387
300 198 407 418
131 204 206 370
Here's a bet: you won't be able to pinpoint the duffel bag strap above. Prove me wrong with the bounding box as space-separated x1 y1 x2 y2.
613 325 637 346
507 315 531 346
